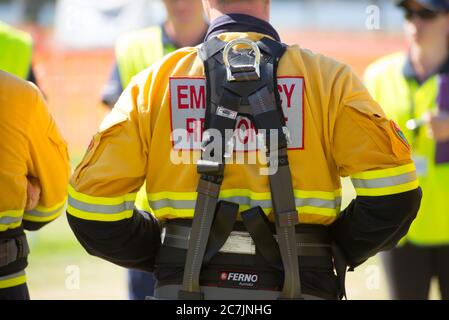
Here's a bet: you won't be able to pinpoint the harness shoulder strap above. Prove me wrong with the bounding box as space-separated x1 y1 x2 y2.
180 36 302 300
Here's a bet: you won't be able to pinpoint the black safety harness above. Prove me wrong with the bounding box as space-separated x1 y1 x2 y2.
176 36 304 300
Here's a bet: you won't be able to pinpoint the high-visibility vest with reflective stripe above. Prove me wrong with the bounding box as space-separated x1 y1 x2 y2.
68 32 419 226
115 26 167 88
365 52 449 245
0 21 32 79
115 26 178 212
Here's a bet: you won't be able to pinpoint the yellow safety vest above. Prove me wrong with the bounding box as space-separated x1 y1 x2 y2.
115 26 178 211
0 21 32 79
365 52 449 245
68 32 418 226
115 26 167 88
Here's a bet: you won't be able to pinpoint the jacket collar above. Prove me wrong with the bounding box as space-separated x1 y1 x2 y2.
205 14 281 42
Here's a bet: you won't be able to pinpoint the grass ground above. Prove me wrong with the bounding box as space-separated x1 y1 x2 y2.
26 216 127 300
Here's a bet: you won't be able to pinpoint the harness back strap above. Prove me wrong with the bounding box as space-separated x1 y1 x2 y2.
178 176 222 300
180 35 302 299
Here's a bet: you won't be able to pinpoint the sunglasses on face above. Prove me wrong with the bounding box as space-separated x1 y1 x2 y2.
404 7 442 20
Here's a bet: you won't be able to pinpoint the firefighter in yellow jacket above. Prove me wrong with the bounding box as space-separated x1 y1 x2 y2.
67 0 422 300
0 71 70 300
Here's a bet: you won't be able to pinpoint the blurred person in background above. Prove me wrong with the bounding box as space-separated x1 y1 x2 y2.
101 0 208 300
0 71 70 300
101 0 208 108
0 20 39 85
365 0 449 300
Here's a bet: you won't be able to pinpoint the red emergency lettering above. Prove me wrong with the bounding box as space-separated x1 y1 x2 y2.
282 84 295 108
186 118 204 142
190 85 205 109
177 85 189 109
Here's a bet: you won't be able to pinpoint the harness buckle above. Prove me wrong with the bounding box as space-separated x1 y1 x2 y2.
216 106 238 120
223 38 261 82
197 159 224 175
282 126 292 145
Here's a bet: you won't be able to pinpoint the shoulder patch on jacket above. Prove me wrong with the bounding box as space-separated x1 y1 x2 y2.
391 120 410 149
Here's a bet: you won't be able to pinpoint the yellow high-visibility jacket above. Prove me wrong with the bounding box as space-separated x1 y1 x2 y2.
67 28 422 273
0 71 70 289
68 32 418 226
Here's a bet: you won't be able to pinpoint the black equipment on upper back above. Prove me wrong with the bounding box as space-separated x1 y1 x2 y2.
178 35 303 300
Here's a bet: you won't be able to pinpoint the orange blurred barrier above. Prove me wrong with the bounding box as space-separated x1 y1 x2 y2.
32 29 113 159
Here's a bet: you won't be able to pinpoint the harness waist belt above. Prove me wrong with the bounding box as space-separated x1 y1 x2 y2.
162 220 331 257
0 235 30 268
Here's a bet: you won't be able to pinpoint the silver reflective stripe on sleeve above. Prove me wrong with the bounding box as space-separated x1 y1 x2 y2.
68 197 135 214
351 171 417 189
0 216 22 225
25 203 66 218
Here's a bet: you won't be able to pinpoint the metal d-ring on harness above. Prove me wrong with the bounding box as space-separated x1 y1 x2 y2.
223 38 261 81
178 36 302 300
